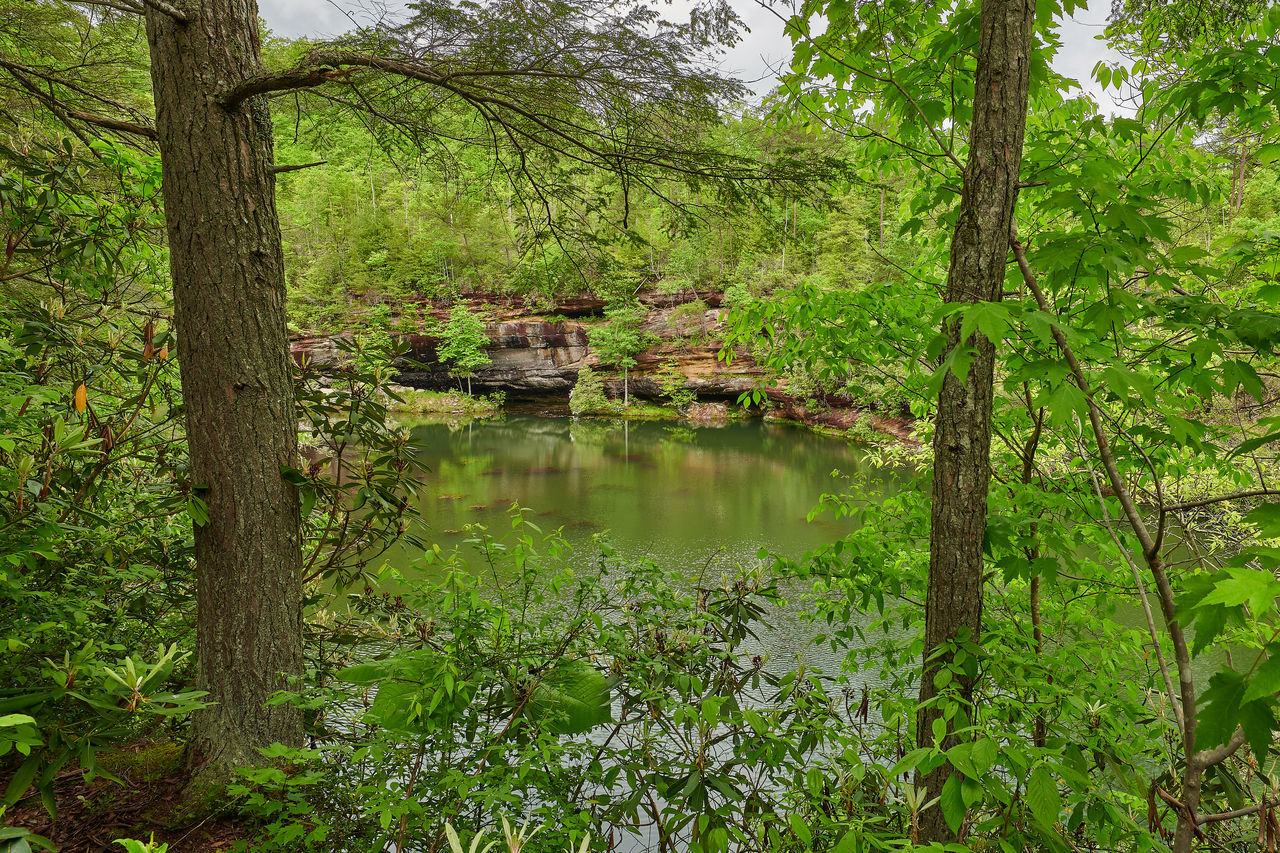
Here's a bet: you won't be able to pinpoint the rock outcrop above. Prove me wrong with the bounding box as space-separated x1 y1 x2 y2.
289 290 914 441
381 294 764 399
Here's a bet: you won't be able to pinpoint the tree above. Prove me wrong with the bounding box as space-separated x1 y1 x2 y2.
143 0 304 779
916 0 1035 841
437 304 491 396
589 300 651 406
1 0 766 783
775 0 1036 838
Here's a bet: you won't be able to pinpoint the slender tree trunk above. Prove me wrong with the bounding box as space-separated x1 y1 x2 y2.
916 0 1035 842
145 0 303 781
623 367 629 407
879 184 885 250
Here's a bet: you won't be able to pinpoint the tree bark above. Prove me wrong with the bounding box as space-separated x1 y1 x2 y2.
144 0 303 780
916 0 1035 843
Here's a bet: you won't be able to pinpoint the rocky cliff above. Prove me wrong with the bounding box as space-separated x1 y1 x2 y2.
289 291 914 440
291 291 762 399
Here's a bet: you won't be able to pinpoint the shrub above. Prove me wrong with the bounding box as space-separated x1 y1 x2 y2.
656 359 696 410
569 366 615 415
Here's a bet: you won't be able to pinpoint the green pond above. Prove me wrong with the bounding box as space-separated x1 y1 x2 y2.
393 415 901 578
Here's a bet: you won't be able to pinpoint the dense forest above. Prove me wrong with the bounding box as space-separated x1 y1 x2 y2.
4 0 1280 851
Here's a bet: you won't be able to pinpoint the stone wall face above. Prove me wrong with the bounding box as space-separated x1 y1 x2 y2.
288 292 914 440
292 296 763 398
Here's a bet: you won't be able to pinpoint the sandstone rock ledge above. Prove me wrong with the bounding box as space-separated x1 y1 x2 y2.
290 291 914 443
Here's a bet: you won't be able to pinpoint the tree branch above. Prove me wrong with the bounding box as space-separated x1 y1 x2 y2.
74 0 145 15
270 160 327 175
141 0 189 23
64 107 156 140
217 66 345 109
1012 236 1245 853
1197 798 1279 826
1189 725 1246 771
0 56 156 140
1079 441 1184 733
1163 488 1280 514
2 65 94 148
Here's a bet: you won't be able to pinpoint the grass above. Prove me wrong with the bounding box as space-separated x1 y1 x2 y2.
388 388 504 417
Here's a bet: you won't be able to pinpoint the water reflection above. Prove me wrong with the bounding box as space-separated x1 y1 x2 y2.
393 415 901 579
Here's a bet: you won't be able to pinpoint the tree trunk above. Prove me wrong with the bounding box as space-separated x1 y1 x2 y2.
916 0 1035 843
144 0 303 781
623 367 629 407
879 184 885 250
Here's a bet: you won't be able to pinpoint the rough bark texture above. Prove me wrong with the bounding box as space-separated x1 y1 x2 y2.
144 0 303 777
916 0 1035 843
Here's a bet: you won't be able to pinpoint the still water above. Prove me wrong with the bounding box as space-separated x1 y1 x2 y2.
395 415 901 579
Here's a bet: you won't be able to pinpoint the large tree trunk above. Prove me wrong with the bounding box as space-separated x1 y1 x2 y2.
144 0 303 781
916 0 1035 842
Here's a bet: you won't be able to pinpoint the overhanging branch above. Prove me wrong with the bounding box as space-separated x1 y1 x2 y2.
74 0 145 15
65 107 157 140
218 51 763 185
0 55 157 141
218 66 355 109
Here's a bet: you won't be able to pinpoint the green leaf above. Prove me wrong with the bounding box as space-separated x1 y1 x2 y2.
1199 567 1280 617
3 754 40 806
1239 699 1277 762
525 659 610 735
1243 650 1280 704
335 663 389 684
186 496 210 527
832 827 860 853
1046 383 1087 427
788 813 812 847
1191 606 1230 657
958 302 1011 347
1026 765 1060 828
1164 415 1206 448
971 737 998 776
368 680 427 734
1257 143 1280 164
889 747 933 778
940 774 966 834
1197 669 1247 751
1232 431 1280 457
1246 503 1280 539
299 486 317 518
961 774 984 809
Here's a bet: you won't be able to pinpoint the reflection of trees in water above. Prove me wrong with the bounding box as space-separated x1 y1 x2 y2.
391 415 905 579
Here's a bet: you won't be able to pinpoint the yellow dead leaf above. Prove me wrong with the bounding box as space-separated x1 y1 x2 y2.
73 383 86 413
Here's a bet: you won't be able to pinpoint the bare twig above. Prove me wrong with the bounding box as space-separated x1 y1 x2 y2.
270 160 328 175
1163 488 1280 514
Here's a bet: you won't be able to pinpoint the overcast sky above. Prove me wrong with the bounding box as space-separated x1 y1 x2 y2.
258 0 1125 111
